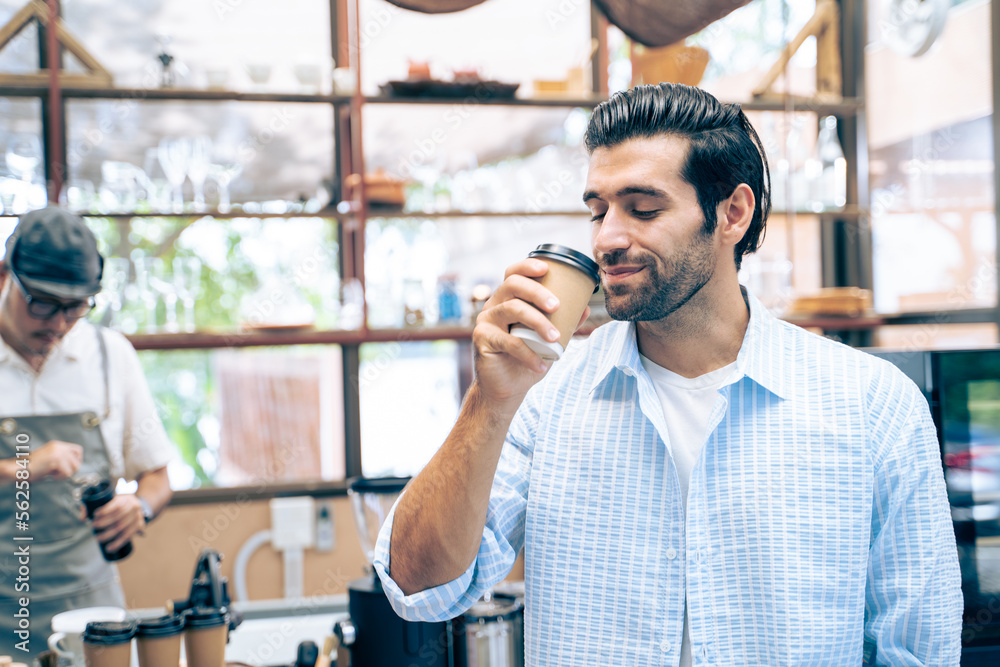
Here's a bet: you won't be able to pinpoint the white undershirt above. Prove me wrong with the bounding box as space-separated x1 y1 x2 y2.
640 355 737 667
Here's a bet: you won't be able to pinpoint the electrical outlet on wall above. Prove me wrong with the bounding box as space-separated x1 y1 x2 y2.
270 496 316 550
316 501 335 552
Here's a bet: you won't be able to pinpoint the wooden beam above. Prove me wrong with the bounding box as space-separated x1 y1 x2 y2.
0 1 39 53
0 72 112 87
753 0 841 99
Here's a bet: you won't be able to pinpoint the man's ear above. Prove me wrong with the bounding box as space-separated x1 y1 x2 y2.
718 183 754 246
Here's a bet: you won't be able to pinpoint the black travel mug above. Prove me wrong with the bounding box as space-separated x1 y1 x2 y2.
81 479 134 561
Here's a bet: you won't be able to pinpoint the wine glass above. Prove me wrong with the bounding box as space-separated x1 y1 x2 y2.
187 136 212 212
0 175 20 215
158 137 190 213
97 257 131 329
151 258 179 332
134 257 178 332
60 178 96 213
133 256 160 332
173 256 202 332
5 134 42 183
208 139 243 213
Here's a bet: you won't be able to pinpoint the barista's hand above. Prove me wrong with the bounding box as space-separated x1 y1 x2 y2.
28 440 84 481
472 259 590 408
92 494 145 552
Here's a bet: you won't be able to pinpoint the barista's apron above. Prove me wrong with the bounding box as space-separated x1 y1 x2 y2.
0 328 126 658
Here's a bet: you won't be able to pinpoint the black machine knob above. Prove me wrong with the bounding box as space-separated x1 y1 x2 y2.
334 620 356 647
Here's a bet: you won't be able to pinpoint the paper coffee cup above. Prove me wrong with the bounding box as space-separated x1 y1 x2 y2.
510 244 599 361
136 615 185 667
183 608 228 667
50 607 127 667
82 620 136 667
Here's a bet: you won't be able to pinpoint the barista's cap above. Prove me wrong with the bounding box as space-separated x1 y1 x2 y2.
3 207 104 299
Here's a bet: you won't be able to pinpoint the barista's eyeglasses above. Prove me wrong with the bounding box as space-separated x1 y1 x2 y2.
9 271 96 321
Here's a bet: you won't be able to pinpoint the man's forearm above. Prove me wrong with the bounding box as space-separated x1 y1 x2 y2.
136 466 172 518
389 382 519 596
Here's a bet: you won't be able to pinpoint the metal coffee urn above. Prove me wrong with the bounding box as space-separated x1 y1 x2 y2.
334 477 453 667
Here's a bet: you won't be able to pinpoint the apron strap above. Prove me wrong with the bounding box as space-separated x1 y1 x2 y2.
95 324 111 422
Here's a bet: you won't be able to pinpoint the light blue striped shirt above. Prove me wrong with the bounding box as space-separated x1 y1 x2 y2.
374 289 963 666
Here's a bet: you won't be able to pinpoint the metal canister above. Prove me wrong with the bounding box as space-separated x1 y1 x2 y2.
455 593 523 667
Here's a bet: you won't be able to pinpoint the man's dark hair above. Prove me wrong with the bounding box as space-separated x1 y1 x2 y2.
584 83 771 270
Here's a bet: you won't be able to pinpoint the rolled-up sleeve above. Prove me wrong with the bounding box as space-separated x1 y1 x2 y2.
373 386 539 622
865 372 963 665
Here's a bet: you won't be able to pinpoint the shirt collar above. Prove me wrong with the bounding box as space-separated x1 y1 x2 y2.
55 321 87 362
735 288 792 400
588 287 792 400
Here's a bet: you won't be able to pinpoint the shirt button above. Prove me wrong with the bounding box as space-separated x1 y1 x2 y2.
660 640 672 653
622 367 634 376
665 548 677 560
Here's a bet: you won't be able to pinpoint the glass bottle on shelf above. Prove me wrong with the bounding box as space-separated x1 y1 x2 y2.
786 120 811 212
810 115 847 212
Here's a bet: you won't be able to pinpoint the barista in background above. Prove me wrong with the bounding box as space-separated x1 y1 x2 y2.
373 84 962 665
0 207 174 658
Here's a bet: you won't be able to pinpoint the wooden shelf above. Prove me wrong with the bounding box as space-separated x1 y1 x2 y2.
783 315 885 330
0 83 865 116
363 208 591 219
364 94 608 108
77 209 344 220
363 95 864 114
127 325 477 350
0 84 352 104
128 315 894 351
72 207 865 222
774 206 867 219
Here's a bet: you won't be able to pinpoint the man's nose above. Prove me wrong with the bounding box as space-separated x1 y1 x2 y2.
44 309 74 331
593 207 631 255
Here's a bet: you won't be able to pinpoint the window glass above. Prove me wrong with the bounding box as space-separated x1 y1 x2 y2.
0 12 38 75
358 0 591 97
65 100 334 213
0 97 47 215
363 104 591 210
365 215 591 329
360 341 462 478
689 0 817 102
0 0 332 92
85 216 340 333
139 345 345 490
740 213 822 316
866 0 996 313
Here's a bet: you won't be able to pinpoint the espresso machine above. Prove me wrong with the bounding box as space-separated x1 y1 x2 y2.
334 477 453 667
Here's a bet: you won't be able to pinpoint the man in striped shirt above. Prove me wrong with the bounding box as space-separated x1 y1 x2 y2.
374 83 962 665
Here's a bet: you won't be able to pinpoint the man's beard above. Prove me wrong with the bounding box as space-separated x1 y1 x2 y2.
600 229 717 322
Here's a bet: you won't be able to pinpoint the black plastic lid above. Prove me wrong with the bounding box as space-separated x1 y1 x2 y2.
528 244 600 292
82 620 137 645
348 476 410 494
184 608 228 630
81 479 115 516
136 614 185 638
